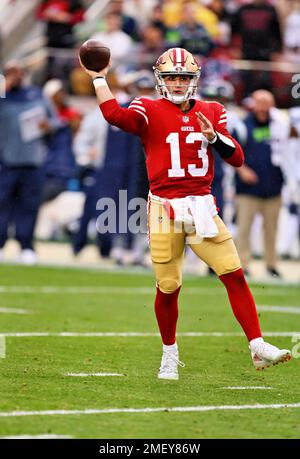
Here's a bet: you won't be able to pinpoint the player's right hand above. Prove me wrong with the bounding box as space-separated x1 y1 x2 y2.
237 165 259 184
79 57 112 79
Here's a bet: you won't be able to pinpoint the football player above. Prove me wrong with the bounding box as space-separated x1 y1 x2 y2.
80 48 291 379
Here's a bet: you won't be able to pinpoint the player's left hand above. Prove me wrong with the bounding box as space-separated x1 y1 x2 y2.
195 111 216 142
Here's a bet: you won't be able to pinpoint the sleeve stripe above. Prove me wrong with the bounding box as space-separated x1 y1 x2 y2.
216 131 235 148
132 109 149 124
130 99 143 105
219 113 227 118
218 119 227 124
129 104 146 112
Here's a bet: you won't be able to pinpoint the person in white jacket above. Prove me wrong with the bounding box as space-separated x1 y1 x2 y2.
72 107 109 255
278 107 300 258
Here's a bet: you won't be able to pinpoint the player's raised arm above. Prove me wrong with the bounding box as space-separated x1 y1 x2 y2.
78 42 114 105
78 45 147 135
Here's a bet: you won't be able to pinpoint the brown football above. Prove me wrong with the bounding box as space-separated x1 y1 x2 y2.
79 39 111 72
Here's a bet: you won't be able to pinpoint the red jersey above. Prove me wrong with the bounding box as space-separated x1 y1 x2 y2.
100 97 244 199
58 106 81 123
37 1 85 25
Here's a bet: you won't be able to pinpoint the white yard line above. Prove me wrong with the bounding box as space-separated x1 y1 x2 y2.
0 307 33 314
0 434 73 439
1 403 300 418
0 331 299 338
0 286 155 294
222 387 273 390
257 305 300 314
65 373 125 377
0 286 298 295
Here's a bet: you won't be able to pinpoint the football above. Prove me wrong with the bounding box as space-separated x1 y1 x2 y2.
79 39 111 72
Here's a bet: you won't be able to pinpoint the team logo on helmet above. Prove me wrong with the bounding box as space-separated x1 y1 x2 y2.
153 48 201 104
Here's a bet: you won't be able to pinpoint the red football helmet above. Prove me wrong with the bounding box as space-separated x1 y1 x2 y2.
153 48 201 104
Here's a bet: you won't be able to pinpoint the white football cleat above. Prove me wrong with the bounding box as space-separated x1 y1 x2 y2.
250 341 292 370
158 350 185 380
19 249 37 266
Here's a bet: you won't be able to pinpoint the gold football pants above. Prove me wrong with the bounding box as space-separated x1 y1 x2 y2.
149 199 241 294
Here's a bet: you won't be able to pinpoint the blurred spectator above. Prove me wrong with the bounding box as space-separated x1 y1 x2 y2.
235 90 288 278
0 63 58 264
200 78 247 219
91 12 133 67
72 106 109 257
43 78 82 133
207 0 232 46
118 69 156 96
133 24 166 71
232 0 282 61
231 0 282 94
98 134 144 265
122 0 158 27
72 73 142 261
37 0 85 48
42 79 81 202
167 2 215 57
162 0 220 39
106 0 140 41
124 71 155 266
37 0 85 81
284 0 300 57
279 106 300 258
201 57 236 90
148 3 168 35
72 71 119 252
73 118 141 261
69 65 94 96
73 107 107 172
0 28 3 71
231 0 282 60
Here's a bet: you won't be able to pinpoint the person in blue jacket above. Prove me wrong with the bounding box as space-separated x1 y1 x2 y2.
235 90 285 278
0 63 58 264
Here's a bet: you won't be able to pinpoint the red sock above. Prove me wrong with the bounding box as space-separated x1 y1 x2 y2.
219 268 262 341
154 287 180 345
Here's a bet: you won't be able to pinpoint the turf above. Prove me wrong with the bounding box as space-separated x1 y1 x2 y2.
0 265 299 439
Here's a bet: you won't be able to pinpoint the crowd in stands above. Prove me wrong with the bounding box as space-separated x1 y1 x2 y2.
0 0 299 276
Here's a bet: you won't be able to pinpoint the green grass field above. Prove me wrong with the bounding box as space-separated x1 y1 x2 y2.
0 264 299 439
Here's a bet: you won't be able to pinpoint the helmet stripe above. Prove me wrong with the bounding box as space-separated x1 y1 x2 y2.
177 48 184 66
172 48 177 65
180 49 185 65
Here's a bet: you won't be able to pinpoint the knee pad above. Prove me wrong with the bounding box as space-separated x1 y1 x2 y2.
158 278 181 294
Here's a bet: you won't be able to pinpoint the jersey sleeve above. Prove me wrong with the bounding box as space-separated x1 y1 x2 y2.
99 97 148 136
213 103 244 167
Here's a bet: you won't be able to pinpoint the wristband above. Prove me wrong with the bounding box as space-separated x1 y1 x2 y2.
208 133 217 144
93 77 107 89
211 132 236 159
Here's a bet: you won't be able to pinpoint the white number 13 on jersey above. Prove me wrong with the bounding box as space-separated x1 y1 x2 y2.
167 132 209 178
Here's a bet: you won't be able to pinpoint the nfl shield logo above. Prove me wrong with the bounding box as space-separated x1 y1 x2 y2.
183 116 189 123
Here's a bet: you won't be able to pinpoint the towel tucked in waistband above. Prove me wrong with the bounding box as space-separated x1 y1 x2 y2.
149 192 219 238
